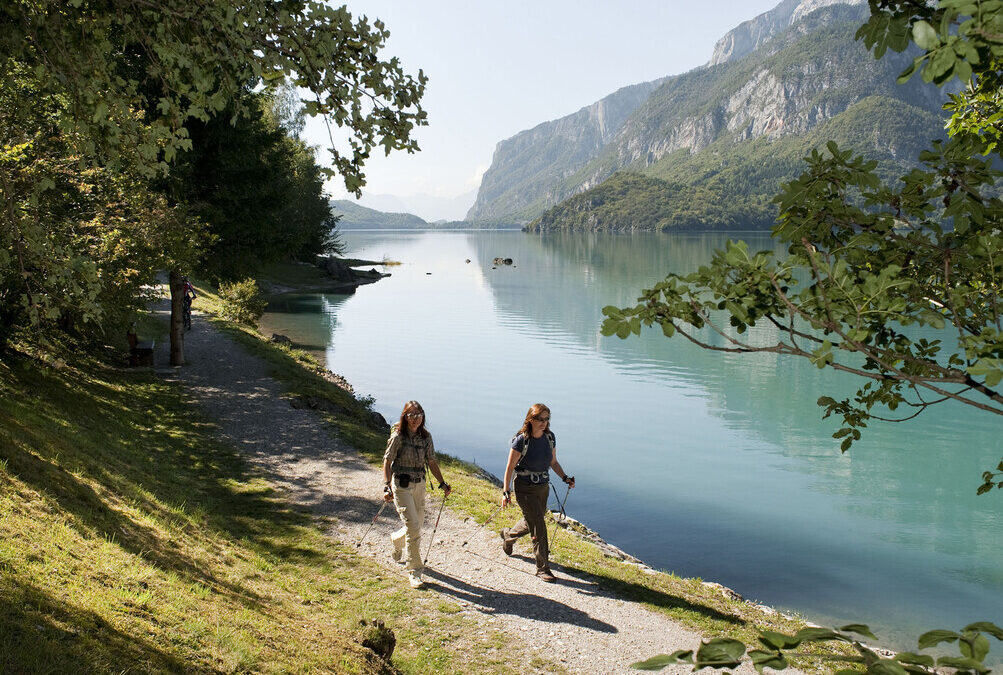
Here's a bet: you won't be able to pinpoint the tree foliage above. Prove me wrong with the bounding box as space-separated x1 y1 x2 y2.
632 621 1003 674
1 0 426 350
2 0 427 188
602 0 1003 493
161 88 342 282
0 59 198 346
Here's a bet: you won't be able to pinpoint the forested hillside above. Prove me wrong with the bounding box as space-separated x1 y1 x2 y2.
331 199 429 228
530 95 943 232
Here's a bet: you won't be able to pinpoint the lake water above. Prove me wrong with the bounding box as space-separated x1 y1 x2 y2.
261 229 1003 649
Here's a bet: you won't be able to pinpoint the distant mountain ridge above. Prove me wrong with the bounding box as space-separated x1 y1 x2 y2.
330 200 428 229
465 78 668 223
467 0 943 230
349 190 477 222
329 199 517 230
709 0 863 65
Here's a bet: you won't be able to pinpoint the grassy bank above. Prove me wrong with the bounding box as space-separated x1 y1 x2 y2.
0 326 541 673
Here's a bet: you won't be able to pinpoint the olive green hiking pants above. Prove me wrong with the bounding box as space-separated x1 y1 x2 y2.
505 481 550 571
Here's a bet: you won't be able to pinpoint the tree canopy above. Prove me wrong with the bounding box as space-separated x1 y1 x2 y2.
602 0 1003 493
1 0 426 350
161 87 342 282
2 0 426 186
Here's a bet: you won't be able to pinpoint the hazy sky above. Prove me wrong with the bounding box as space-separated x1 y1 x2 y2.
309 0 783 204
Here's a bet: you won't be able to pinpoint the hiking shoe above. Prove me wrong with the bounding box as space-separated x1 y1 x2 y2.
536 568 556 583
391 540 404 564
500 529 513 556
408 571 424 589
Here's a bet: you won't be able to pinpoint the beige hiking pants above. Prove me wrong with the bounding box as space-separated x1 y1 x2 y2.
391 479 426 573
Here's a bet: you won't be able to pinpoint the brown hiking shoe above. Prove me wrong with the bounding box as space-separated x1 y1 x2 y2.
500 529 513 556
536 568 556 583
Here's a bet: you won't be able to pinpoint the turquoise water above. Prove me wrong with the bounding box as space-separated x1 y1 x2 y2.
261 230 1003 649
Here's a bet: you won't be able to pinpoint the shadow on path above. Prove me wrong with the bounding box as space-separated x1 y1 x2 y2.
422 568 617 633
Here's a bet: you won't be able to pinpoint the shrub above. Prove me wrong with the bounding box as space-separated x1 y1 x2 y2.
217 278 267 327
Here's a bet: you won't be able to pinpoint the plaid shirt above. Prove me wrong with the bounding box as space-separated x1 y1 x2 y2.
383 426 435 477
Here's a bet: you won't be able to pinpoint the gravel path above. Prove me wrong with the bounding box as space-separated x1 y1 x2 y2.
155 303 752 674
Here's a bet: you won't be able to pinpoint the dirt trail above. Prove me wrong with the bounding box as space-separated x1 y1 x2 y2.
156 302 757 674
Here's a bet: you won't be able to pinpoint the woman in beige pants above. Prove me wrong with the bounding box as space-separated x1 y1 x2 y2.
381 401 451 588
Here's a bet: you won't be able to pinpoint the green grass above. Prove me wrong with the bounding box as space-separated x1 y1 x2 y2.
261 259 334 286
0 325 546 673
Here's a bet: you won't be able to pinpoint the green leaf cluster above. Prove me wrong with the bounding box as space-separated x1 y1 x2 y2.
217 278 268 327
161 87 343 282
0 60 201 345
631 621 1003 674
1 0 426 188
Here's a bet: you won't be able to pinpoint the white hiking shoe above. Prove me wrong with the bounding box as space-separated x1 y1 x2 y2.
408 571 424 589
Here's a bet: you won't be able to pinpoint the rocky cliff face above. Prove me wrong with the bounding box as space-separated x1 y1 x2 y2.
709 0 864 65
465 78 666 223
467 0 939 226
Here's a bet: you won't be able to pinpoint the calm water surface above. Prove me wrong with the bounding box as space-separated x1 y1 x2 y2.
261 230 1003 648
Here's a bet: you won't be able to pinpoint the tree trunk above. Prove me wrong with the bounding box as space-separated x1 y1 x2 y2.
169 269 185 366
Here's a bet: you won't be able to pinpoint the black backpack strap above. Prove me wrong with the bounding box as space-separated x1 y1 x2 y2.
513 433 528 460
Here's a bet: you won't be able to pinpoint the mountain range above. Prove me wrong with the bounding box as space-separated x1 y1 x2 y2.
341 190 477 223
465 0 949 231
329 199 429 229
330 199 515 229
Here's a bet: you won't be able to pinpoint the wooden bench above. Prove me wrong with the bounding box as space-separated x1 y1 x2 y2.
127 330 155 367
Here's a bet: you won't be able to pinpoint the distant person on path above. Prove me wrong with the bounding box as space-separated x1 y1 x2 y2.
500 403 575 582
382 400 451 588
182 277 197 330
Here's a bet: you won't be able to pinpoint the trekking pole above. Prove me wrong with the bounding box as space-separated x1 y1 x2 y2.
549 479 573 548
461 502 505 547
550 484 566 522
356 500 389 548
423 493 448 566
559 479 572 513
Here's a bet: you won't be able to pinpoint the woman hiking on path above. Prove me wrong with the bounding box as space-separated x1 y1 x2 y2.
500 403 575 582
382 400 451 588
